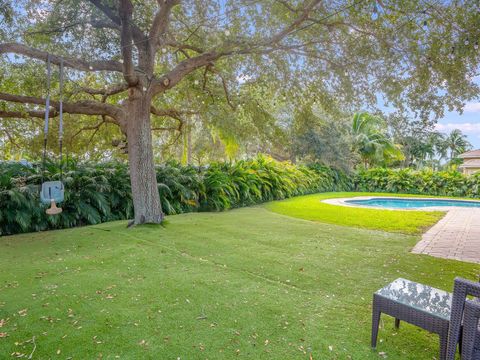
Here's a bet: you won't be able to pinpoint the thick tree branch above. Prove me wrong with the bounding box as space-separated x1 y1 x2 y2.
89 19 121 31
0 109 56 119
152 51 222 95
88 20 120 31
88 0 122 25
119 0 138 85
88 0 145 45
0 43 123 72
0 92 123 122
150 0 179 50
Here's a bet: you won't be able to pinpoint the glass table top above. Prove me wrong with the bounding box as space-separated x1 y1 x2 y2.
375 278 452 320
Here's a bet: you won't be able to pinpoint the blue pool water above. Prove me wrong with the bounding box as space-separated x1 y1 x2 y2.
345 198 480 209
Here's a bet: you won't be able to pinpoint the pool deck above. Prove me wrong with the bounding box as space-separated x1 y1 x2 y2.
412 208 480 264
323 196 480 264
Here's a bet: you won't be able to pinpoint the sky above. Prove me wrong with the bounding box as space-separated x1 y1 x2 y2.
436 104 480 149
435 66 480 149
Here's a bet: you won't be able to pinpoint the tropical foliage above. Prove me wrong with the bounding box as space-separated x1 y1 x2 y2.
351 112 404 168
290 105 353 171
389 113 472 169
0 156 351 235
355 167 480 197
444 129 472 162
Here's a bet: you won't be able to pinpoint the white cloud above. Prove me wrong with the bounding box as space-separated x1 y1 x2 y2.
464 102 480 112
435 122 480 137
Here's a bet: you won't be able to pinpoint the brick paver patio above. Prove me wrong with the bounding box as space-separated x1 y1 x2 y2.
412 208 480 264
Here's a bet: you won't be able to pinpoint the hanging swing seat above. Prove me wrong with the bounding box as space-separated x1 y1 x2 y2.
40 181 64 215
39 54 66 216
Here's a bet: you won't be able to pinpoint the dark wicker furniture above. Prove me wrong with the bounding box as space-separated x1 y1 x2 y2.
446 278 480 359
461 299 480 360
372 278 452 359
372 277 480 360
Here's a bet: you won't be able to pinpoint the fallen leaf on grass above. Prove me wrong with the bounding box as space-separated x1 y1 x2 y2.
0 332 7 338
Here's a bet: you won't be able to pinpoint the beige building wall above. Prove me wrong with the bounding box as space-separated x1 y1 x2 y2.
463 167 480 176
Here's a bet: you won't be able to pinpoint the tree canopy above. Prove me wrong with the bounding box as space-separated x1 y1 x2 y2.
1 0 479 222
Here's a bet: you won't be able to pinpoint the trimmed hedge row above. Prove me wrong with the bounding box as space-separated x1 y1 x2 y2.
6 159 476 236
355 168 480 197
0 156 351 235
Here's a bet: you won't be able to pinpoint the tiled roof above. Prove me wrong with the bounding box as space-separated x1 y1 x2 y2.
459 159 480 168
459 149 480 158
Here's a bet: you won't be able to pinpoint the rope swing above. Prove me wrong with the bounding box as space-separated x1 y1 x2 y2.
40 54 65 215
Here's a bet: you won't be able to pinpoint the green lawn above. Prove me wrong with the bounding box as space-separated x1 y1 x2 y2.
0 194 477 359
265 192 446 234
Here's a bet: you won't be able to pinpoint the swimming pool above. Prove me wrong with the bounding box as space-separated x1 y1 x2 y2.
345 197 480 209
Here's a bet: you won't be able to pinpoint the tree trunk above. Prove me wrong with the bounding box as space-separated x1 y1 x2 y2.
125 93 164 224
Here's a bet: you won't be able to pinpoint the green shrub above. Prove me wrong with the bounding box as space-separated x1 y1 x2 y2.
355 168 480 198
0 156 347 235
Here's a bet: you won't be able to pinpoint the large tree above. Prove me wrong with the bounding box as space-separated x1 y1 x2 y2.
1 0 480 223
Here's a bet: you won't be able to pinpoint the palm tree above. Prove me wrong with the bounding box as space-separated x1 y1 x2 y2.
430 132 448 161
351 112 404 168
424 131 447 169
444 129 472 161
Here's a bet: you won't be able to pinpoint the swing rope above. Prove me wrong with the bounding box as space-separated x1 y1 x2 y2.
41 54 51 184
39 54 65 215
41 54 64 183
59 58 64 182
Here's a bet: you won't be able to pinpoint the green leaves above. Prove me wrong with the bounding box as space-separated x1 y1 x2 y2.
356 167 480 198
0 157 350 235
352 112 404 168
200 156 351 211
0 161 128 235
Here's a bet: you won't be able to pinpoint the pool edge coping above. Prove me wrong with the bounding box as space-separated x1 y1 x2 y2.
322 196 480 211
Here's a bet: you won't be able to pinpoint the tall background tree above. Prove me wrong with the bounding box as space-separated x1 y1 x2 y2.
351 112 403 168
1 0 480 223
445 128 472 161
388 113 471 169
